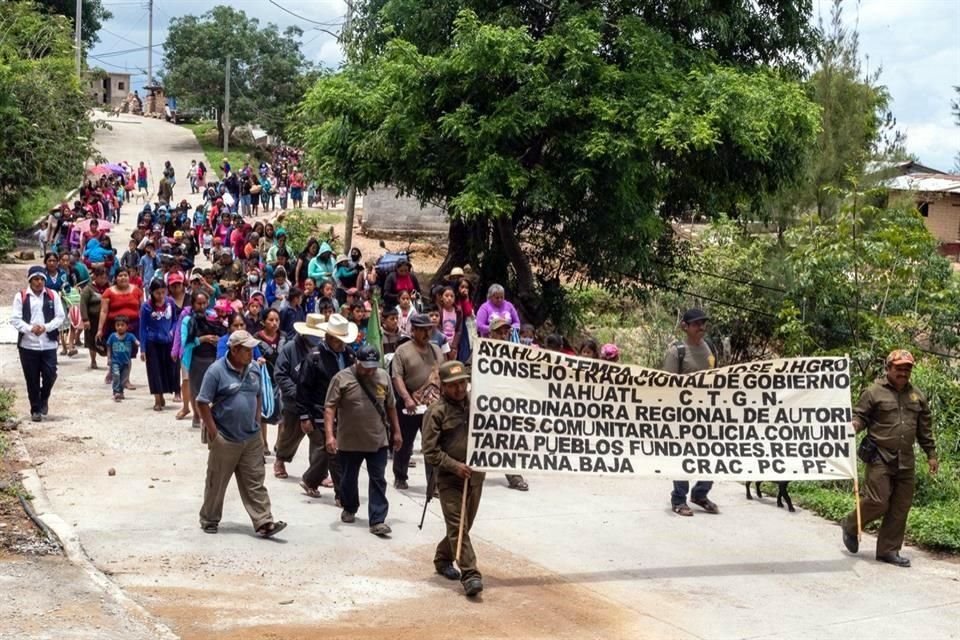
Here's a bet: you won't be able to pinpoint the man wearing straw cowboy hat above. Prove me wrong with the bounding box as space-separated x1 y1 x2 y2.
841 349 937 567
295 313 358 503
273 313 323 479
422 360 485 597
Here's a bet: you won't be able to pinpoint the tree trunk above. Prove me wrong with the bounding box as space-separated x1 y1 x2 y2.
216 111 225 150
431 219 473 289
496 213 544 325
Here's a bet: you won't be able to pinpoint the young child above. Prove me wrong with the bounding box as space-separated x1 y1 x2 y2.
396 290 415 337
381 307 402 355
35 220 49 256
519 323 540 348
349 303 368 351
302 278 320 314
106 316 139 401
279 287 305 339
317 298 335 321
424 304 452 358
318 279 339 312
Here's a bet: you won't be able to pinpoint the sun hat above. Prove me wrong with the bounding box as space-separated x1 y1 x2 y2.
293 313 327 338
356 345 381 368
439 360 470 383
449 267 465 278
319 313 359 343
335 254 350 265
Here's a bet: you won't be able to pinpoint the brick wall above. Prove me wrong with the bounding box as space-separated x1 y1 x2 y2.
923 198 960 243
361 185 448 235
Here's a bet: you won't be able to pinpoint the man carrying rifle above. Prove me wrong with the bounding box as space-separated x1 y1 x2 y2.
421 360 485 597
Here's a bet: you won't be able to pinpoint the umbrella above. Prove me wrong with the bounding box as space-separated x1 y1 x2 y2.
88 165 111 176
104 162 126 175
74 218 112 233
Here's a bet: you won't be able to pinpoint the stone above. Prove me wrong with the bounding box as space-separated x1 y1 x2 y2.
107 468 116 476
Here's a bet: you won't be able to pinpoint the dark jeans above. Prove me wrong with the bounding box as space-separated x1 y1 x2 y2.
18 347 57 414
393 411 430 484
672 480 713 506
339 447 389 525
302 427 341 500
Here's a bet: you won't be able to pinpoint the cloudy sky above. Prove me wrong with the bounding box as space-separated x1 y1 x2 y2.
90 0 960 171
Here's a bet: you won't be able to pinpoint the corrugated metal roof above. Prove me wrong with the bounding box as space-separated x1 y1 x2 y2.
865 160 942 175
883 172 960 195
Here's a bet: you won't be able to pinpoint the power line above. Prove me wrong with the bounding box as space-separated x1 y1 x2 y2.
267 0 346 28
99 25 145 49
93 43 163 58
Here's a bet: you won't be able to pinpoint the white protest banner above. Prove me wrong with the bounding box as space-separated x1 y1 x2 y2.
467 340 856 481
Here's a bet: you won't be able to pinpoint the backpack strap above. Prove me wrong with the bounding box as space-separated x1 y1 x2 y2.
672 340 686 374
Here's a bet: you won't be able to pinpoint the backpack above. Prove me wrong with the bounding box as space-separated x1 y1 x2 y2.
18 288 59 346
673 339 719 374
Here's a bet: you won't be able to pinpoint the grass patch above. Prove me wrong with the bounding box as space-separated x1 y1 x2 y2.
181 121 265 178
0 386 14 422
1 185 73 251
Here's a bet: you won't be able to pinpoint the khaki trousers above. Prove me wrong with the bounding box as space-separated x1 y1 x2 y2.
274 408 306 462
842 459 916 556
434 473 485 582
200 434 273 531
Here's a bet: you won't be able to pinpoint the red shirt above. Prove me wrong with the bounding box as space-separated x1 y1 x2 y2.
103 285 142 322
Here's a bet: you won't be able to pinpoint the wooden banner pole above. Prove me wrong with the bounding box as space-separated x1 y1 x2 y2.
455 480 469 565
853 473 862 541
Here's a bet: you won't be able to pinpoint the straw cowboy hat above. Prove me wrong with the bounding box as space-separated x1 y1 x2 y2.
293 313 327 339
320 313 359 343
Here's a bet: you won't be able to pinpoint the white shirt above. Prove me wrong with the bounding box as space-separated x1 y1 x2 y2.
10 287 66 351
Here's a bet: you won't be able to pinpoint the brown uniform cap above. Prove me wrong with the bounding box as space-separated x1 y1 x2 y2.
885 349 915 366
439 361 470 383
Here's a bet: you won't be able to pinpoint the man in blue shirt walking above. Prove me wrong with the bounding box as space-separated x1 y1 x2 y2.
197 330 286 537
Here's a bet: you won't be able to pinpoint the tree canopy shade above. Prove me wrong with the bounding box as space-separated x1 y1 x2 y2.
0 2 95 248
161 6 311 146
38 0 112 47
301 2 821 322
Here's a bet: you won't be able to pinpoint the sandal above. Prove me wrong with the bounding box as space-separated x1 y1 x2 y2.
153 404 163 412
691 498 719 514
299 481 321 499
273 460 288 479
202 523 218 534
672 503 694 516
320 477 334 488
257 521 287 538
175 408 190 420
507 479 529 492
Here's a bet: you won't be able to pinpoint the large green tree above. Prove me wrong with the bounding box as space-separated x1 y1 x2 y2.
38 0 112 47
301 1 821 322
0 2 95 248
162 6 310 146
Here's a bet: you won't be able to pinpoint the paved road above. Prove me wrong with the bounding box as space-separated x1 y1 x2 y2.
2 113 959 640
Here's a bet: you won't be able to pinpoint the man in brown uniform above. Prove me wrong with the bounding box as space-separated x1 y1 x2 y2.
842 349 938 567
421 360 485 597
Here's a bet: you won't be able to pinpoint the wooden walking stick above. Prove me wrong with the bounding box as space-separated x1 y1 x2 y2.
455 480 469 565
853 473 862 541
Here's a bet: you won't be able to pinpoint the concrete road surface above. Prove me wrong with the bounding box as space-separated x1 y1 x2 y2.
1 112 959 640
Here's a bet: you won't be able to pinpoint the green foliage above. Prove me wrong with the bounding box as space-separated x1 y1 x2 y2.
37 0 112 47
0 386 14 422
0 2 94 250
182 121 264 179
162 6 311 144
280 211 340 258
303 2 821 322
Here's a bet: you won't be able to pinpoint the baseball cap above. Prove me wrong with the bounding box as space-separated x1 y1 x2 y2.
489 317 510 332
356 345 381 368
682 308 709 324
885 349 915 367
600 343 620 361
410 313 434 328
167 272 184 285
227 330 259 349
439 361 470 383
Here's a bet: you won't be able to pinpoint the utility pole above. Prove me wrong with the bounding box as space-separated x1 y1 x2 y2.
74 0 82 77
342 0 356 252
147 0 153 85
223 54 231 156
